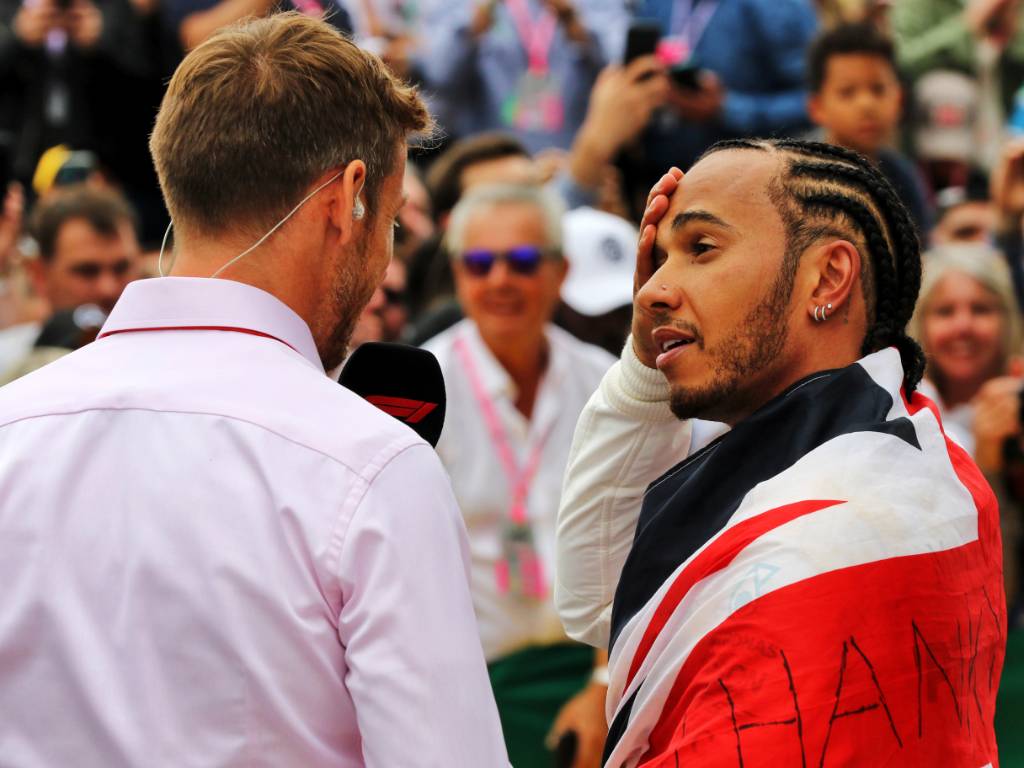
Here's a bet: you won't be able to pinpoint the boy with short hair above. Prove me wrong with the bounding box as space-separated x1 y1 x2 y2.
807 23 933 234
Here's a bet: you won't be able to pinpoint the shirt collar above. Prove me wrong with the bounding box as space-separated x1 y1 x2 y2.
100 277 323 370
457 319 568 405
459 321 515 400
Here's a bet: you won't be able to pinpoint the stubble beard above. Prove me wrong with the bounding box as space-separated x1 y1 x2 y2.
669 255 797 423
316 237 378 372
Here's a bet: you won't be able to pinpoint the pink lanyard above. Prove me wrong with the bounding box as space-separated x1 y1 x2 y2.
454 336 554 526
504 0 559 74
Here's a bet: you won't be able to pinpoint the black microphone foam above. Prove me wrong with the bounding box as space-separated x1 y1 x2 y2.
339 342 447 448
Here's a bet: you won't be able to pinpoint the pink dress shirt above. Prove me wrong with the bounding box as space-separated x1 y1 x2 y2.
0 277 509 767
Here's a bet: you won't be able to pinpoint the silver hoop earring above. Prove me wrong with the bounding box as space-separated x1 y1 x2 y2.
822 302 833 321
813 306 822 322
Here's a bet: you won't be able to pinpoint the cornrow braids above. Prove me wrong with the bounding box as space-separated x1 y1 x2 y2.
788 160 923 355
798 192 898 351
697 138 926 393
697 138 765 152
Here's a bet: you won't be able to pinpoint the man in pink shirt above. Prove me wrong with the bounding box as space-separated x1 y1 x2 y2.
0 13 509 767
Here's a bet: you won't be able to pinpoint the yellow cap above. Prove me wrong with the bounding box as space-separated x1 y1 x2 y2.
32 145 73 196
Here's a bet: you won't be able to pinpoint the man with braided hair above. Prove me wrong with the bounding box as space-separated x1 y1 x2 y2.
555 138 1006 767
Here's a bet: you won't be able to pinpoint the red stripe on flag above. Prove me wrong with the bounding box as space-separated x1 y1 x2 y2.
624 498 843 691
637 538 1003 767
630 394 1004 767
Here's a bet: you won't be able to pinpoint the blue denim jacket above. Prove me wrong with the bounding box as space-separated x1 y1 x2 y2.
420 0 628 152
634 0 817 168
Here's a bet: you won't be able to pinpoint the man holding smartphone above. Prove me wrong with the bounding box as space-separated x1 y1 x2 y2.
625 0 818 182
421 0 628 153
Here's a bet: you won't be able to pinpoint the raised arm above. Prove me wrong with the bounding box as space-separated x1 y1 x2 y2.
555 340 692 648
555 169 695 648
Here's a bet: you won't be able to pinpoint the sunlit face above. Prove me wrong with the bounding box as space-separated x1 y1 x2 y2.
39 218 140 313
453 202 566 353
639 150 802 424
317 152 407 370
811 54 902 155
921 272 1005 390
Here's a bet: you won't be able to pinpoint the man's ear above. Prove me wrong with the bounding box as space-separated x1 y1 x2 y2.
804 239 861 321
326 160 367 244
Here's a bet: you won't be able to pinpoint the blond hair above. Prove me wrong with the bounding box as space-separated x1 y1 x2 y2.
910 242 1023 371
150 12 432 234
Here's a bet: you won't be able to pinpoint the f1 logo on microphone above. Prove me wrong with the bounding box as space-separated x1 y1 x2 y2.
366 395 438 424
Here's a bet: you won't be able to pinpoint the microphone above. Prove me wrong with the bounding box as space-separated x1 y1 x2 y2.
339 342 447 448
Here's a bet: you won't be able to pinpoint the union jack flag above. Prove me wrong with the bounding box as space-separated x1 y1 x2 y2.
604 349 1005 767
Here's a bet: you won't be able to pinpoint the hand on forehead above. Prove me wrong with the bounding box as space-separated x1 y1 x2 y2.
655 151 788 257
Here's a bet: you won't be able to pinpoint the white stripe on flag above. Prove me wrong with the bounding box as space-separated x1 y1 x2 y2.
606 406 977 768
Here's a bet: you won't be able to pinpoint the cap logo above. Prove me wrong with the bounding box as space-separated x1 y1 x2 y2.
601 236 625 264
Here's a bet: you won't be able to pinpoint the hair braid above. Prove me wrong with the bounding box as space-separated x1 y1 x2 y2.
797 191 925 390
699 138 927 392
780 151 925 391
798 192 897 340
701 138 766 153
789 161 921 315
775 139 866 165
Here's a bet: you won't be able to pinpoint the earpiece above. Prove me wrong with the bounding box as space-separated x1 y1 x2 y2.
353 198 366 220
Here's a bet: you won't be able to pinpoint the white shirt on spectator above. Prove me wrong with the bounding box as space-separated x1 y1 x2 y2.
423 319 614 661
0 276 509 768
0 320 40 376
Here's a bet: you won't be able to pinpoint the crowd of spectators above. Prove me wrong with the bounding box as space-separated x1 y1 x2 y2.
3 0 1024 764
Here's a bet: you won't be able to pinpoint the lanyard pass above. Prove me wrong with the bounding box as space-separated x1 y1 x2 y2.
455 335 552 600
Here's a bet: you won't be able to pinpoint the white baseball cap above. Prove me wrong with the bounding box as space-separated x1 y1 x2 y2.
914 70 978 163
561 207 638 316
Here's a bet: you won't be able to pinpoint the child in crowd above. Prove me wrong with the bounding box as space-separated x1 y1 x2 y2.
807 23 933 236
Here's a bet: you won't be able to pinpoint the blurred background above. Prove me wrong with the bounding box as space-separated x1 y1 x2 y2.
3 0 1024 763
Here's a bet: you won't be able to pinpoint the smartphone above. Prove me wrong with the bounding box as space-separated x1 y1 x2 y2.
623 21 661 65
670 63 702 91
